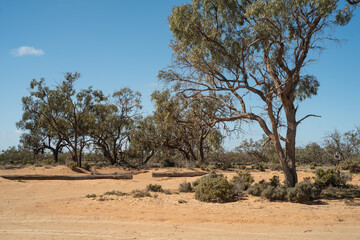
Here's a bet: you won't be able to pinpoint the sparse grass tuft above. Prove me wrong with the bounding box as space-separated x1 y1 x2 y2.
104 190 127 196
86 194 97 198
146 184 164 192
131 189 152 198
179 181 193 193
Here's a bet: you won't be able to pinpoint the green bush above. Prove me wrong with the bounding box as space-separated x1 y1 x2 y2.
86 194 97 198
179 182 193 193
194 172 233 203
287 181 321 203
146 184 164 192
66 161 78 170
83 162 91 171
268 163 282 171
342 158 360 173
251 162 267 171
231 171 254 191
269 175 280 187
247 180 269 196
131 189 151 198
261 185 288 201
314 169 351 188
104 190 127 196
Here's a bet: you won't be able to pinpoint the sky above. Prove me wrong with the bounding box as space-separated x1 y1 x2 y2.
0 0 359 152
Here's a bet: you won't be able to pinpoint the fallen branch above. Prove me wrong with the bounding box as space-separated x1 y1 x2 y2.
152 171 208 178
0 174 133 180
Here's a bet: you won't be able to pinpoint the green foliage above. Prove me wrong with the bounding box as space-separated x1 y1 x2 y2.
341 157 360 173
66 161 78 171
248 180 269 197
314 169 351 188
131 189 152 198
269 175 280 187
86 194 97 198
248 176 321 202
82 162 91 171
261 185 288 201
251 162 267 171
194 172 233 203
179 181 193 193
146 184 164 192
151 89 224 163
231 171 254 191
287 182 321 203
104 190 127 196
0 146 40 165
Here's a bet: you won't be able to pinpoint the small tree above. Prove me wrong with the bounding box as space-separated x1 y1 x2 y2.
90 88 142 165
17 101 65 162
22 73 105 167
151 89 224 162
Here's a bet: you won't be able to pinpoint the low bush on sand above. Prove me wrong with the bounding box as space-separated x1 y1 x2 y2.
194 172 234 203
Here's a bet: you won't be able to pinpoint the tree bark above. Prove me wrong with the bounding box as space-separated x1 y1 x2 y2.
152 171 208 178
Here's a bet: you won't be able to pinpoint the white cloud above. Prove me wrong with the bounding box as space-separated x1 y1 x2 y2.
11 46 44 56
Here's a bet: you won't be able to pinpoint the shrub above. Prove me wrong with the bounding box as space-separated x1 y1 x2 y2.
131 189 151 198
314 169 351 188
252 162 267 171
146 184 163 192
269 175 280 187
194 172 233 203
268 163 282 171
247 180 269 196
287 181 321 203
86 194 97 198
163 189 172 195
310 163 317 170
104 190 127 196
342 158 360 173
83 162 91 171
66 161 77 170
261 185 288 201
239 165 247 170
179 182 193 193
231 171 254 191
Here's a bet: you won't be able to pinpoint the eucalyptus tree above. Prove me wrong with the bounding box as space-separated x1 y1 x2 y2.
160 0 358 186
90 88 142 165
129 115 159 165
17 78 66 162
151 89 223 162
23 73 105 167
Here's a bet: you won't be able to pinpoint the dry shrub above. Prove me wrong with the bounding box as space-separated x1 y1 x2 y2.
194 172 233 203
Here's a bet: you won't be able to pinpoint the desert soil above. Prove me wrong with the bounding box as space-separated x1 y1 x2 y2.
0 166 359 240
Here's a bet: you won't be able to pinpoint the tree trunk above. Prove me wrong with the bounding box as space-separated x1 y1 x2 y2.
282 99 298 187
199 137 205 162
143 150 154 165
52 149 59 163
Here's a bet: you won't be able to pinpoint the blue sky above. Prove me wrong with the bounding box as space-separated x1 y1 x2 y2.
0 0 359 151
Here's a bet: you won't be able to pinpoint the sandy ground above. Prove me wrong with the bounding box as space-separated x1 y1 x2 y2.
0 166 359 240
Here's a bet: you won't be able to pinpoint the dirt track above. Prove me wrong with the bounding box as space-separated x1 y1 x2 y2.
0 166 359 239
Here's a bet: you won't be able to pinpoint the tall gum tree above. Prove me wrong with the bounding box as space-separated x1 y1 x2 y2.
159 0 358 186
